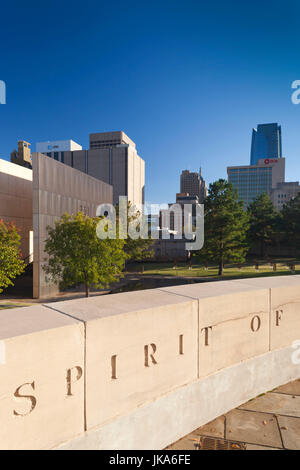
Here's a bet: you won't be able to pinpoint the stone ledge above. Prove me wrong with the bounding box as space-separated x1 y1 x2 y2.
56 345 300 450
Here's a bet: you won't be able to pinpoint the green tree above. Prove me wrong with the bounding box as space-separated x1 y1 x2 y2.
281 192 300 254
0 219 25 293
198 179 249 275
43 212 126 297
248 194 279 258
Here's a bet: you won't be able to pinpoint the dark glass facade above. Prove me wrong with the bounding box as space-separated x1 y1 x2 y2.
250 123 282 165
228 167 273 208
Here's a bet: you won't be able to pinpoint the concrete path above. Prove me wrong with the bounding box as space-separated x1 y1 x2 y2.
166 379 300 450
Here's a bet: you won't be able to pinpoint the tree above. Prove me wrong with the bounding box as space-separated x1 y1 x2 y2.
198 179 249 275
43 212 126 297
248 194 279 258
0 220 25 293
281 193 300 254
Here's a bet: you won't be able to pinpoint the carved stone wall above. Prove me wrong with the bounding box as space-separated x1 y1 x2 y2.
0 276 300 450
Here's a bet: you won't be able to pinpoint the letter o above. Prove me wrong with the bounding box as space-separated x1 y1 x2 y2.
251 315 261 332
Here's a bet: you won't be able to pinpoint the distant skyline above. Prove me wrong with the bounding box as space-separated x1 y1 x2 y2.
1 1 300 204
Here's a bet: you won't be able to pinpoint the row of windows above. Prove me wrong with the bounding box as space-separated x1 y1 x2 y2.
229 168 272 174
229 174 272 180
46 152 65 163
91 139 120 145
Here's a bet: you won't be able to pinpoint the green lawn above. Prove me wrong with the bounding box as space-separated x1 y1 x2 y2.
126 259 300 280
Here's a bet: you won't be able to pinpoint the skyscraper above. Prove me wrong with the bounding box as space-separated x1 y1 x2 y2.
180 169 207 202
38 131 145 207
250 123 282 165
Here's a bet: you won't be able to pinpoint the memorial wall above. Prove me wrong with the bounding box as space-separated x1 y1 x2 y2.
0 159 33 260
32 153 113 299
0 276 300 450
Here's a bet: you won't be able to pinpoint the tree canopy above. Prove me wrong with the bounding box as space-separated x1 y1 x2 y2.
0 220 25 293
43 212 126 297
281 192 300 254
247 193 279 258
198 179 249 275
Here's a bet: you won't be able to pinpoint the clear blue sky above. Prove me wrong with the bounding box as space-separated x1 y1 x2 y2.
1 0 300 204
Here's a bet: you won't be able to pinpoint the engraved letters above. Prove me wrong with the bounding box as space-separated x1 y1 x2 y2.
201 326 212 346
144 344 158 367
66 366 83 396
276 309 283 326
179 335 184 355
13 382 37 417
251 315 261 332
111 355 117 379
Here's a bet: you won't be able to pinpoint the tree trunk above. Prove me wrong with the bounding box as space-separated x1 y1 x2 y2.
219 235 224 276
85 283 89 298
218 260 223 276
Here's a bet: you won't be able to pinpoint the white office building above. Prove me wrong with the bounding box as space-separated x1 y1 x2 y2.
36 140 82 163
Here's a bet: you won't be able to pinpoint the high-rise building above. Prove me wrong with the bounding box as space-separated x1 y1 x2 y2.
250 123 282 165
89 131 136 149
270 181 300 210
39 131 145 207
227 158 285 208
180 169 207 202
10 141 32 169
36 140 82 163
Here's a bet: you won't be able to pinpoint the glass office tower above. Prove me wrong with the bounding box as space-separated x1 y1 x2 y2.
250 123 282 165
227 158 285 209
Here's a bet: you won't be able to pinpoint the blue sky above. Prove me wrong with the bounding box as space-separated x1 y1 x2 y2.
1 0 300 204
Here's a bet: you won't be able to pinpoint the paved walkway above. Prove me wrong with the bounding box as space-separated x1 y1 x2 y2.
166 379 300 450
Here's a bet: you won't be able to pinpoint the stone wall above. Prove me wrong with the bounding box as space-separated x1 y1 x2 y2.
0 159 33 260
0 276 300 450
32 153 113 299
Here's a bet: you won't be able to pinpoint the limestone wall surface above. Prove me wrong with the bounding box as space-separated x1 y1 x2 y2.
0 276 300 450
32 153 113 299
0 159 33 260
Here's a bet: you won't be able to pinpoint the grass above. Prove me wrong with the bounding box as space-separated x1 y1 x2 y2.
126 259 300 280
0 302 32 311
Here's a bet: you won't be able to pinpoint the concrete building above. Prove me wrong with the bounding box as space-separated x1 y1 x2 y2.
250 123 282 165
180 169 207 202
32 153 113 298
39 131 145 207
227 158 285 208
89 131 136 149
0 155 113 298
0 159 33 261
10 140 32 169
270 181 300 210
36 139 82 164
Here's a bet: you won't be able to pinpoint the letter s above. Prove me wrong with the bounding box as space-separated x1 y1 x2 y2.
13 382 37 416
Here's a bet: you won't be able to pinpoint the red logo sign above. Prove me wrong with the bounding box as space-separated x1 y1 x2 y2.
264 159 278 165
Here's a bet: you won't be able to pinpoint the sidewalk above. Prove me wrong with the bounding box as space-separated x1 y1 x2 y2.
166 379 300 450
